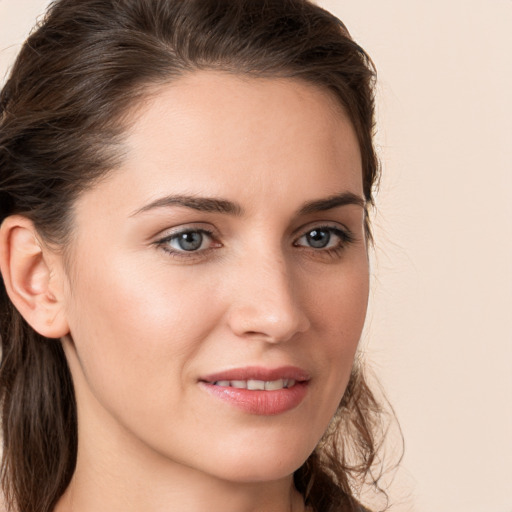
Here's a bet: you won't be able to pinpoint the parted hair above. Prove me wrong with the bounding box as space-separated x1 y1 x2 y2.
0 1 388 511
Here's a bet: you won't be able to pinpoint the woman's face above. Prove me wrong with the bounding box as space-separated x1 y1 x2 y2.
59 72 369 483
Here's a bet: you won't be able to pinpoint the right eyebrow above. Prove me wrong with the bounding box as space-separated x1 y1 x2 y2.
130 194 244 217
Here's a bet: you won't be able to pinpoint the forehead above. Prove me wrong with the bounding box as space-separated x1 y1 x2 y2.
76 71 363 220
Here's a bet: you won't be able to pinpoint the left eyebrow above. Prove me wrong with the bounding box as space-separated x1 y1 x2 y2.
297 192 366 215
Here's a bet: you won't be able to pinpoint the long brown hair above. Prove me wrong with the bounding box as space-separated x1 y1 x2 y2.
0 1 390 511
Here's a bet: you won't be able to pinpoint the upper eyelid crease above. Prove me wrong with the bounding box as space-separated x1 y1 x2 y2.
156 227 216 243
130 192 365 218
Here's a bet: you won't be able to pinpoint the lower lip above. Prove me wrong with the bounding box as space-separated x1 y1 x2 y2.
200 382 308 415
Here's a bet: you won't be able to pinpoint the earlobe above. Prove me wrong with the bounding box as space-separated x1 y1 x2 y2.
0 216 69 338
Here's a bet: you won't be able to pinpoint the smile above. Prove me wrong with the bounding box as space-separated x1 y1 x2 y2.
200 366 310 415
212 379 296 390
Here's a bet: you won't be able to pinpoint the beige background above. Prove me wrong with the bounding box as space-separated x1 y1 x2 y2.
1 1 511 511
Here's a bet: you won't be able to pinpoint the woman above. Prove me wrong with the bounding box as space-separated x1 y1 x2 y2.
0 1 390 511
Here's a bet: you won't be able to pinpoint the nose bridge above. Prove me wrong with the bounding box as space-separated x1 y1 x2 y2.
227 244 310 342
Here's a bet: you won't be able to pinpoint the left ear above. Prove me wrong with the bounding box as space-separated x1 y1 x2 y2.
0 215 70 338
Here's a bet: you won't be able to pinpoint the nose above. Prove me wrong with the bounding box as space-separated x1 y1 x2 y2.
226 252 311 343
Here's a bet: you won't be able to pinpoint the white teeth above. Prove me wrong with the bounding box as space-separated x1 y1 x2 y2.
212 379 296 390
264 379 284 390
247 379 265 390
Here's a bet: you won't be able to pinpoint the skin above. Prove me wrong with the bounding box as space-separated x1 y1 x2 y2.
1 72 369 512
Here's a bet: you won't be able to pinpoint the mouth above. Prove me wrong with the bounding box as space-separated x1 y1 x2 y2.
209 378 296 390
199 366 310 415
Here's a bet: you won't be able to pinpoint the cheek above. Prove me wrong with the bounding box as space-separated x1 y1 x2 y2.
310 253 369 339
63 254 223 411
309 257 369 395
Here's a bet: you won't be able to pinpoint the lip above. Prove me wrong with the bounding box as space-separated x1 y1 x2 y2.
200 365 311 383
199 366 310 416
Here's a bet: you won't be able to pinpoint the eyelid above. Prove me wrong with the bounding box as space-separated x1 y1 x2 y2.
153 224 222 257
291 217 352 236
292 223 356 251
153 222 218 240
292 221 353 239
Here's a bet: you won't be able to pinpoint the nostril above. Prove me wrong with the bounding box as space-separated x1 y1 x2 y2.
227 302 310 343
225 259 311 341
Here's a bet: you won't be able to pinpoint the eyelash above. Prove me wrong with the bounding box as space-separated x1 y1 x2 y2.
293 225 355 259
154 228 219 259
154 225 355 260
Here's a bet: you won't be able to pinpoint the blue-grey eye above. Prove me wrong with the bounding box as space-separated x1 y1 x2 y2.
295 226 349 250
305 229 331 248
171 231 205 251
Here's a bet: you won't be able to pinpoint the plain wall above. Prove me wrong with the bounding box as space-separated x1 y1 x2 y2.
1 1 511 511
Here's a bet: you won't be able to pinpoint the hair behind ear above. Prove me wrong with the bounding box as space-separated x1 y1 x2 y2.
0 286 77 512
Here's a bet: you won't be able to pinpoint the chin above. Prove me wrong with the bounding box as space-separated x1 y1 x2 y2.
194 432 316 484
213 457 306 484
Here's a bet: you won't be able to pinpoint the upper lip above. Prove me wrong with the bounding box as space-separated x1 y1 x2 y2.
200 366 311 383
